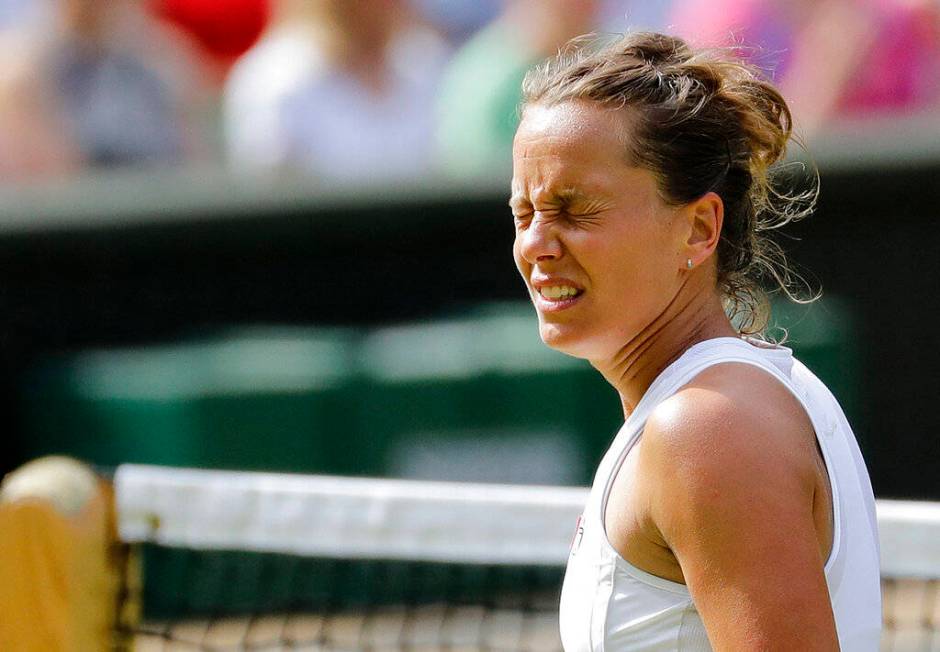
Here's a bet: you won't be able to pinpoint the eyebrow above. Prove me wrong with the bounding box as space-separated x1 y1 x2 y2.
508 186 588 211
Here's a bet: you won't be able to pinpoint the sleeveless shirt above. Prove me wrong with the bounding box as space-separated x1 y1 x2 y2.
559 337 882 651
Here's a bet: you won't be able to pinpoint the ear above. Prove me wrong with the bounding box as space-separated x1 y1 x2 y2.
682 191 723 270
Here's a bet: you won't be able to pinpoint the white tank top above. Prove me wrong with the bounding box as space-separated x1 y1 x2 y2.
559 337 882 651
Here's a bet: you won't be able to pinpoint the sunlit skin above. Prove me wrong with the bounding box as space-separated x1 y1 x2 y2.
510 101 735 413
511 101 839 650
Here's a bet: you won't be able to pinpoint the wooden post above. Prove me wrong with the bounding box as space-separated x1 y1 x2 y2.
0 457 127 651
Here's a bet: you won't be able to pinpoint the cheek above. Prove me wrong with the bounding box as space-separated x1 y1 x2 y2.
591 230 678 303
512 237 528 277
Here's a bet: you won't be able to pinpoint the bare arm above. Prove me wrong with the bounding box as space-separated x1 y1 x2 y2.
637 364 837 651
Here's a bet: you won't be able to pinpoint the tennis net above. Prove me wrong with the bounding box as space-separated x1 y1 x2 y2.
3 460 939 651
117 464 578 652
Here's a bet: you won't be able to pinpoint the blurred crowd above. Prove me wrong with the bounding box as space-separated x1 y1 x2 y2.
0 0 936 185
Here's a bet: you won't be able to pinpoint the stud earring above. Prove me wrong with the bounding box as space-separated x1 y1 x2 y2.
686 259 693 270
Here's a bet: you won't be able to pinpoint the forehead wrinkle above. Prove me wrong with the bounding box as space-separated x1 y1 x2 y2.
508 192 528 210
510 156 559 209
554 186 588 203
513 160 605 207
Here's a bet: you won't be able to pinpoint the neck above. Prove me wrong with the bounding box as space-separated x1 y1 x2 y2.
591 282 737 418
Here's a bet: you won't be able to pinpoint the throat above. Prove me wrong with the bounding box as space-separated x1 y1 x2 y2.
592 290 736 417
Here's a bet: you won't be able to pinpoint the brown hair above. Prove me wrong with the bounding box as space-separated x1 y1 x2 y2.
521 31 817 335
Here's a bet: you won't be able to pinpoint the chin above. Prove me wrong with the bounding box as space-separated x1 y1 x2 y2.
537 321 594 359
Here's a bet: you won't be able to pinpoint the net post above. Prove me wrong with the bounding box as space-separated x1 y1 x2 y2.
0 456 135 651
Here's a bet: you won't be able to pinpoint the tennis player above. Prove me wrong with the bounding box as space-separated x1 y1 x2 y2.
510 32 881 650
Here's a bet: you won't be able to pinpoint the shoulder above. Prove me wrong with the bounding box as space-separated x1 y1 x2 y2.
629 366 840 649
644 361 818 469
636 362 820 533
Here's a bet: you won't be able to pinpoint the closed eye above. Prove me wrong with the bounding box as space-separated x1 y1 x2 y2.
513 210 598 229
563 211 603 227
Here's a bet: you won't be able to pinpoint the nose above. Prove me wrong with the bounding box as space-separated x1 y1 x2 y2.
517 213 563 264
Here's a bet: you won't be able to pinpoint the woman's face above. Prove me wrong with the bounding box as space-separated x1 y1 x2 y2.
511 101 689 361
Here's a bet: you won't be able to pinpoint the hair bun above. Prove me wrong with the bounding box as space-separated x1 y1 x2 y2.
522 31 818 335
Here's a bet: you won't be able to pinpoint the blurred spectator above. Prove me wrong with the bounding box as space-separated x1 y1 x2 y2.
670 0 940 135
0 0 212 181
224 0 449 184
598 0 673 33
409 0 502 46
224 0 326 172
0 32 77 179
0 0 48 30
434 0 599 179
149 0 270 82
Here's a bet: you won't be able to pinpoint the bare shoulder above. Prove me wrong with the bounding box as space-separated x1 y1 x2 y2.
643 362 818 473
636 362 821 535
632 366 838 649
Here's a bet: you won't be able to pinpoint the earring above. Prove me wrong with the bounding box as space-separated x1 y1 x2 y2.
686 259 693 270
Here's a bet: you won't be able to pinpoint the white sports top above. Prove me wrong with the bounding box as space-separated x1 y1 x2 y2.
559 337 882 651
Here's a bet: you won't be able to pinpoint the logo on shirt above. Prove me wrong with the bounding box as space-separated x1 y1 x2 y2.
570 514 584 556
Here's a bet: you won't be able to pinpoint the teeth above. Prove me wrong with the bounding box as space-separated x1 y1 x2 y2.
539 285 581 300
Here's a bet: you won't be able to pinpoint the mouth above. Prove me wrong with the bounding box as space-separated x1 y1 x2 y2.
532 283 584 312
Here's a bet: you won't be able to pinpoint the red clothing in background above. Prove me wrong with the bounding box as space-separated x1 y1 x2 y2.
150 0 270 72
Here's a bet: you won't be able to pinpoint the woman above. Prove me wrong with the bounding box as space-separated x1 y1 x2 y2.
510 33 881 650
